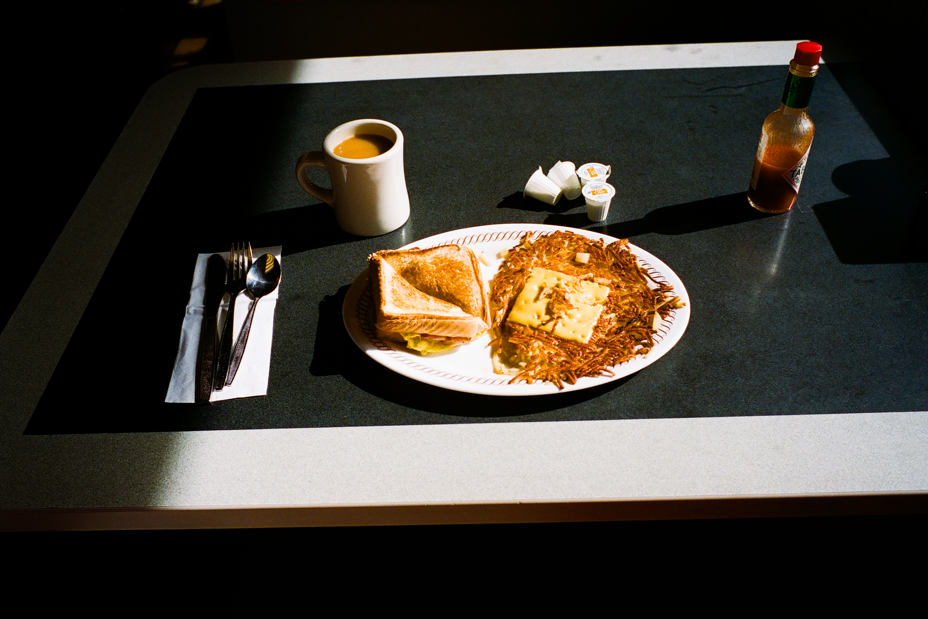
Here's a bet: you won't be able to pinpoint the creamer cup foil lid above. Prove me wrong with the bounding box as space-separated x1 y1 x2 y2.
576 162 611 186
582 182 615 222
582 181 615 204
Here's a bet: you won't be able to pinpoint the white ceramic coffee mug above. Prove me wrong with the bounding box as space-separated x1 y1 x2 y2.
296 119 410 237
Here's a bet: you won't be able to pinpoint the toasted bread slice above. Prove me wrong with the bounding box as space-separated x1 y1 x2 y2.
374 245 490 325
370 255 489 341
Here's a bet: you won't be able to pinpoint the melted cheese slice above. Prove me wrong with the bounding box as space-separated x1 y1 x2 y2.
507 268 610 343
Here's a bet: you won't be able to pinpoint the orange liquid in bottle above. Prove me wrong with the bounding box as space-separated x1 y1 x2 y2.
748 144 805 214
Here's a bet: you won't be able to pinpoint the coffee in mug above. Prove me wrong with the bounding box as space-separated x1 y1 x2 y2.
296 119 410 237
333 134 395 159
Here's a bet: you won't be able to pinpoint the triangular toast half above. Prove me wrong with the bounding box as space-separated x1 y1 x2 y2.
373 245 490 325
370 255 489 340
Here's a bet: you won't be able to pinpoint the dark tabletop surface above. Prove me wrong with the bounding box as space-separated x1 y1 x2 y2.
26 61 928 435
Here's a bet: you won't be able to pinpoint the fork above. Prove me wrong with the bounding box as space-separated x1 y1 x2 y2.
213 242 253 390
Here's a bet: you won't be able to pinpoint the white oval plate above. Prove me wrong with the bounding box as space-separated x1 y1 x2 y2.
343 224 691 396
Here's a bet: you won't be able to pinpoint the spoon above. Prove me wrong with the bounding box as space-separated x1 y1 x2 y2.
224 253 282 386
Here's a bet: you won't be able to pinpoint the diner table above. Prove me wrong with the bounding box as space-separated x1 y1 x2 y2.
2 41 925 530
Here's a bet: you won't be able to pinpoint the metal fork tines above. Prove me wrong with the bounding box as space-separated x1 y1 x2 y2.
214 242 253 390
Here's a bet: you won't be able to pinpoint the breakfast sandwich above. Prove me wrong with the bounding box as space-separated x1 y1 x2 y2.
369 244 490 354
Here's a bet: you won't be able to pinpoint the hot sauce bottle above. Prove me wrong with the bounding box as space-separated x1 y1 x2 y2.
748 41 822 213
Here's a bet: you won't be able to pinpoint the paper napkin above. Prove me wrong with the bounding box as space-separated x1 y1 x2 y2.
165 246 282 403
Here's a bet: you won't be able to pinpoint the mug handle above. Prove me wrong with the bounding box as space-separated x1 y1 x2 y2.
296 151 334 206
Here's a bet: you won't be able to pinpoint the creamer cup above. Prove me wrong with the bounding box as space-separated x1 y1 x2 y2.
576 162 611 187
523 166 563 205
582 182 615 222
546 161 582 200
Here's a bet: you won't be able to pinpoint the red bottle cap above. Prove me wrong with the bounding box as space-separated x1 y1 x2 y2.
794 41 822 66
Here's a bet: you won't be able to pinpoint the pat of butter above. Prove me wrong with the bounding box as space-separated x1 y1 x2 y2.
507 268 610 343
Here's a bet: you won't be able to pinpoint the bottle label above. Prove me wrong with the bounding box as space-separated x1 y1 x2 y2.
754 132 768 160
749 132 768 190
782 140 813 192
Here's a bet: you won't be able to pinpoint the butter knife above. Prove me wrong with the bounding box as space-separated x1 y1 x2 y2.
195 254 227 404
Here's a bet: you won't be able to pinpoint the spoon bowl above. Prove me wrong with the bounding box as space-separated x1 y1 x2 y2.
225 254 281 385
246 254 282 298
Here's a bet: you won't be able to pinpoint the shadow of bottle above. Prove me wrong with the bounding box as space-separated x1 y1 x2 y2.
812 158 927 264
543 192 775 238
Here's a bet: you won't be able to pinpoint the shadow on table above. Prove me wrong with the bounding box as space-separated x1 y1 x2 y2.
23 200 372 435
237 203 364 257
496 190 583 216
548 192 776 237
499 190 776 237
813 159 927 264
311 286 632 420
